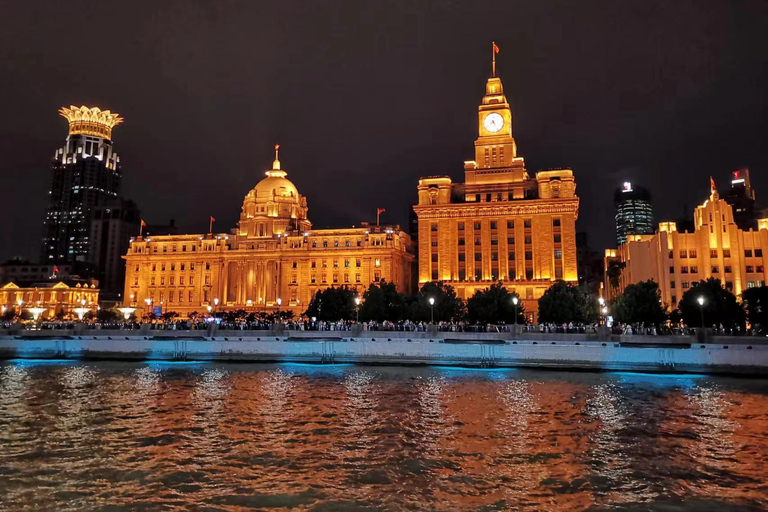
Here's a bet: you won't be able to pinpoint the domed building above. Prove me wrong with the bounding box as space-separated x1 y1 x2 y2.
122 147 414 316
237 147 311 238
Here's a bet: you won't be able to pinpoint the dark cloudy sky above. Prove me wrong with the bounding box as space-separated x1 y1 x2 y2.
1 0 767 261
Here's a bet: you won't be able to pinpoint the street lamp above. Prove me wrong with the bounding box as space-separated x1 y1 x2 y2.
697 296 705 328
118 307 136 322
355 297 361 323
277 297 282 318
428 297 435 324
512 296 519 325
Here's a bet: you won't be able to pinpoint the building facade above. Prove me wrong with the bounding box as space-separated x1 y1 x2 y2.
413 69 579 320
0 281 99 320
604 181 768 308
123 151 414 316
43 106 123 264
614 182 654 245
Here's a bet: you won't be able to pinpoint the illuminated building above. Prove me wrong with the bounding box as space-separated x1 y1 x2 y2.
724 168 757 230
413 59 579 320
43 106 123 264
604 178 768 307
614 182 654 245
122 149 414 315
0 281 99 320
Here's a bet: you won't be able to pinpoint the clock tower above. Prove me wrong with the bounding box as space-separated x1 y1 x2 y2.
464 64 529 196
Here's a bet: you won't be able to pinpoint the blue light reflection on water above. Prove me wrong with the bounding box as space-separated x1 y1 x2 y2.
7 358 79 366
144 360 212 368
277 362 355 376
430 366 519 381
607 371 708 388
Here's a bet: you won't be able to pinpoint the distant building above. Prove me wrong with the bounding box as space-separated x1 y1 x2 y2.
576 232 603 296
90 199 141 298
724 169 757 231
0 258 74 286
144 219 180 237
123 149 414 316
413 58 579 321
43 106 124 264
605 179 768 308
614 182 654 246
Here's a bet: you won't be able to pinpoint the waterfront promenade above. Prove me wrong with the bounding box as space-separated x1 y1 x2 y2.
1 327 766 375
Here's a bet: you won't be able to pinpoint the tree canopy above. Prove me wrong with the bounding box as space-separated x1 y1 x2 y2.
742 285 768 333
408 282 465 322
304 286 357 321
359 281 407 322
611 280 666 326
466 282 525 324
678 278 745 329
537 280 597 324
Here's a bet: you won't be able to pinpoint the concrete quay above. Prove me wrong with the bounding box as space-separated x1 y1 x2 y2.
1 328 767 375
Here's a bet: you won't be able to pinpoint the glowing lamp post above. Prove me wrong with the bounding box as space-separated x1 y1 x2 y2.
428 297 435 324
74 307 90 321
512 296 519 325
27 307 47 325
355 297 361 323
276 297 282 318
697 296 705 328
118 307 136 322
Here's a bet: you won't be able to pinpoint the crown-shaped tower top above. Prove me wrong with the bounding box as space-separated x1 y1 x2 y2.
59 105 124 139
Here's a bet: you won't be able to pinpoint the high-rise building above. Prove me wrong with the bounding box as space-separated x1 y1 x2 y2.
724 169 757 231
614 182 654 246
43 106 123 264
90 198 141 298
413 57 579 321
604 179 768 307
123 149 414 316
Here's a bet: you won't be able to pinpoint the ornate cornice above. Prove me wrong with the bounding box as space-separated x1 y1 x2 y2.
413 199 579 219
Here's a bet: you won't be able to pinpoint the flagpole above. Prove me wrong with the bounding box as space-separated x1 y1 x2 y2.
377 209 380 226
139 221 143 238
209 216 214 234
492 41 496 77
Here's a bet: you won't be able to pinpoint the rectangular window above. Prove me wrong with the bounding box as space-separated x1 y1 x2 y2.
430 224 438 232
682 281 689 288
711 266 719 274
431 254 438 262
723 249 731 258
524 236 532 244
670 281 676 289
681 266 688 274
747 281 755 288
507 236 515 245
710 249 718 258
725 265 732 273
356 259 361 267
458 222 465 231
669 266 674 274
756 249 763 257
490 221 497 230
680 250 687 258
689 249 697 258
524 220 531 228
458 237 465 246
690 266 698 274
747 265 754 273
507 220 514 229
189 290 193 302
458 253 465 262
508 252 515 260
475 253 482 262
758 265 765 273
344 259 350 267
525 251 532 260
554 250 562 259
554 234 561 243
491 237 498 245
746 249 753 257
473 222 481 230
553 218 561 227
355 273 361 283
190 276 194 285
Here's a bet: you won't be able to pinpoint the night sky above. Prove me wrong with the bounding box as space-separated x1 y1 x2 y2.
1 0 767 262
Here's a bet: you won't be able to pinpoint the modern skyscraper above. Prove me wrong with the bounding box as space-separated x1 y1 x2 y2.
42 106 123 264
90 198 141 298
614 182 654 245
414 52 579 321
724 169 757 231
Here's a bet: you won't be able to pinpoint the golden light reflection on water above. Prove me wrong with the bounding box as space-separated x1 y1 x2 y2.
0 363 767 512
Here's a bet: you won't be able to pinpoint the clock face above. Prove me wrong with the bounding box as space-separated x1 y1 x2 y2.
483 112 504 133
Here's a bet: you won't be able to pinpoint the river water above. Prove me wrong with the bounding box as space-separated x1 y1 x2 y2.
0 361 766 511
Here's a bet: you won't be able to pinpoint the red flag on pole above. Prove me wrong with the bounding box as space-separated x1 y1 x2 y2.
209 216 215 233
710 176 717 194
493 41 500 54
